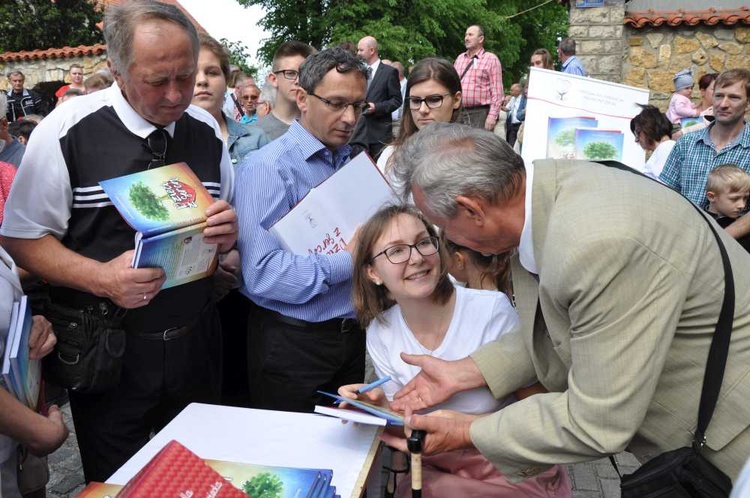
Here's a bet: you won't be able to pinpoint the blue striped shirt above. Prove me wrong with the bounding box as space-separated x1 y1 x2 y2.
235 120 355 321
660 122 750 207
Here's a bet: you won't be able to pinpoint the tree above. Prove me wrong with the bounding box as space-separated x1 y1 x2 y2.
129 182 169 221
555 129 575 147
220 38 259 77
235 0 568 87
583 141 618 160
0 0 103 53
242 472 284 498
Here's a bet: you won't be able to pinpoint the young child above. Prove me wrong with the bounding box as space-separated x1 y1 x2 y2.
665 68 700 125
706 164 750 253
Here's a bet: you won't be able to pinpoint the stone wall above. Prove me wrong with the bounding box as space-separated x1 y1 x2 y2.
623 24 750 110
568 0 626 83
0 54 108 91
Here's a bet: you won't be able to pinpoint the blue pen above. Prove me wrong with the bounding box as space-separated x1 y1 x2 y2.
354 376 392 395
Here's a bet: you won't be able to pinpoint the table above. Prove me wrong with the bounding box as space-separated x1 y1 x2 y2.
107 402 383 498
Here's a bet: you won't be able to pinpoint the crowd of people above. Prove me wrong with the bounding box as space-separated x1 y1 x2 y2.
1 1 750 497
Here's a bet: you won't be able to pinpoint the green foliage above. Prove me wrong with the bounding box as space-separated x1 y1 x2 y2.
242 472 284 498
235 0 568 87
583 141 618 160
220 38 258 78
0 0 103 53
555 129 575 147
129 182 169 221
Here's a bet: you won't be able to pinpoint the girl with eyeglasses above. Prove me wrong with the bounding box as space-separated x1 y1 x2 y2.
339 205 571 497
377 59 463 191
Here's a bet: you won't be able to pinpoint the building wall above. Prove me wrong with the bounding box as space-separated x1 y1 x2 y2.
567 0 627 83
622 24 750 110
0 54 109 91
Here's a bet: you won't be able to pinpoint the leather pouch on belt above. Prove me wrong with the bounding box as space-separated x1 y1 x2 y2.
43 302 126 394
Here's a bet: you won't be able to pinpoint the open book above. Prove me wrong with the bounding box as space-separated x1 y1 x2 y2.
1 295 41 410
316 391 404 427
270 152 397 255
99 163 219 289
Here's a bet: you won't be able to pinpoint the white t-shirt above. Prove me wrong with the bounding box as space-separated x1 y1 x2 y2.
644 139 676 181
367 285 519 415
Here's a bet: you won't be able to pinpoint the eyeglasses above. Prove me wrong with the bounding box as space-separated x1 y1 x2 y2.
408 93 452 110
371 236 440 264
145 129 168 169
273 69 299 80
308 92 368 115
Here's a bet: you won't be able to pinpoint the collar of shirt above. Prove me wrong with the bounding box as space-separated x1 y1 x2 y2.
369 59 381 76
108 82 177 139
697 121 750 151
518 160 537 274
462 47 486 61
561 56 576 70
288 119 352 168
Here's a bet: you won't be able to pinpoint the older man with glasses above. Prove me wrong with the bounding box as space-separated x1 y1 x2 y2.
236 47 369 413
0 0 237 483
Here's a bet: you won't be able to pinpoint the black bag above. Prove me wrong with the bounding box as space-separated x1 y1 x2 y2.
597 162 735 498
43 301 126 394
620 447 732 497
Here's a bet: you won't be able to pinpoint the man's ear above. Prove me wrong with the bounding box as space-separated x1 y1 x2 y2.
108 60 125 89
268 71 279 89
707 191 717 202
455 195 486 225
297 88 308 114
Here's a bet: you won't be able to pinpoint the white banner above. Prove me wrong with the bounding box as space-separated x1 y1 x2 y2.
522 68 650 171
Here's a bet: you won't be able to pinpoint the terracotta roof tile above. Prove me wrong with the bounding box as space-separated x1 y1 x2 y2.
625 7 750 28
0 44 108 63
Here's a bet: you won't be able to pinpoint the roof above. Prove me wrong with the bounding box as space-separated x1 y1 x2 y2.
624 7 750 28
0 44 108 63
0 0 205 63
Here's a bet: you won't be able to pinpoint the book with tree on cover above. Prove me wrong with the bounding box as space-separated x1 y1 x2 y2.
99 162 220 289
269 152 397 256
1 296 41 410
78 441 342 498
316 391 404 427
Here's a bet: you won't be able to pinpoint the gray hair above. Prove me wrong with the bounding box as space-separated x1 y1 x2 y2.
104 0 199 77
391 123 525 218
298 47 368 94
259 81 276 106
7 71 24 81
559 37 576 56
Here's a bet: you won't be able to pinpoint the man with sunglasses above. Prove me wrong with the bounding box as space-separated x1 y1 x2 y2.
257 41 316 141
0 1 237 483
236 47 369 413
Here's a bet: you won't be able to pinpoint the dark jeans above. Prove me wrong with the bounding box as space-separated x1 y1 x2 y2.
247 307 365 413
68 305 222 483
506 122 522 147
217 290 253 407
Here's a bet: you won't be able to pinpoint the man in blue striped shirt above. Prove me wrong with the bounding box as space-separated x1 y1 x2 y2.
235 47 369 413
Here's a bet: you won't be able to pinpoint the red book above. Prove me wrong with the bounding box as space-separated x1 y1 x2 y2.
117 440 249 498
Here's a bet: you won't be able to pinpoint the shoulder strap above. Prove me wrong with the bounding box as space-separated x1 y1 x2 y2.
594 160 734 452
460 55 477 81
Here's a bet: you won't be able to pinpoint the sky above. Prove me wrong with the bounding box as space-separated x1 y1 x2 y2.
178 0 269 71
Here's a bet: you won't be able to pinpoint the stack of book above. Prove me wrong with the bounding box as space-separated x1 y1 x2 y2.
78 440 341 498
1 295 41 411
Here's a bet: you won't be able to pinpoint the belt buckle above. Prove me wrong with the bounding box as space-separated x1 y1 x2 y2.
340 318 357 333
162 326 181 341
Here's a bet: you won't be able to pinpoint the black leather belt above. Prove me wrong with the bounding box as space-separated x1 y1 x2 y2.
138 325 191 341
265 309 359 333
465 104 491 110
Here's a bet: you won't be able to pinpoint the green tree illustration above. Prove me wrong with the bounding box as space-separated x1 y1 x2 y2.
242 472 284 498
555 129 575 147
128 182 169 221
583 141 618 160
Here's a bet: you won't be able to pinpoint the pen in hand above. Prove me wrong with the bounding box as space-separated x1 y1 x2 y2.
354 376 392 395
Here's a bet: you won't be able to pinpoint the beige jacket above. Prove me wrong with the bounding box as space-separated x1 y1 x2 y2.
469 159 750 483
